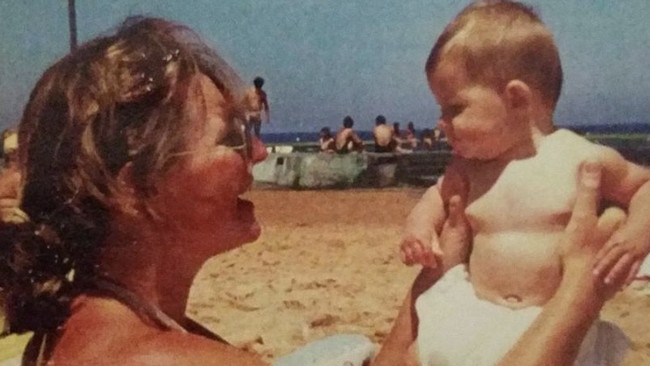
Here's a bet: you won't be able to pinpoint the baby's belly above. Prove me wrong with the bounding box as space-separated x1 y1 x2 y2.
469 231 563 309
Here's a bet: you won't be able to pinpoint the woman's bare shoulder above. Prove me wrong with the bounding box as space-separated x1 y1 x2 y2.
124 332 267 366
52 297 267 366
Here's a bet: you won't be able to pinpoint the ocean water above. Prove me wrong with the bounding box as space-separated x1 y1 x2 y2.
260 130 375 144
261 123 650 144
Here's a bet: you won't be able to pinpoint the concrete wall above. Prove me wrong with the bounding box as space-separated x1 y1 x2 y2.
253 151 450 189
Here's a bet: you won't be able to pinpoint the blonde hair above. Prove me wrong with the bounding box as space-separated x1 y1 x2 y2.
425 0 563 108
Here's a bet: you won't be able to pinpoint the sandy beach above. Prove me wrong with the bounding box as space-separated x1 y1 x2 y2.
188 188 650 365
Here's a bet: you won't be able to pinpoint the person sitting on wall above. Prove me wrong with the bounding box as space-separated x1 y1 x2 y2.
373 115 397 153
319 127 336 153
404 121 419 150
335 115 364 154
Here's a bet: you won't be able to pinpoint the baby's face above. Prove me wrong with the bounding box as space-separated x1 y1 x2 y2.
429 61 523 161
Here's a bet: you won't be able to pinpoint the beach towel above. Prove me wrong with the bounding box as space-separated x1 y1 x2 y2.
415 265 629 366
274 334 375 366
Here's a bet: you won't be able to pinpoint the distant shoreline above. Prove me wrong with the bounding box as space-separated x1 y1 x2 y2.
260 123 650 144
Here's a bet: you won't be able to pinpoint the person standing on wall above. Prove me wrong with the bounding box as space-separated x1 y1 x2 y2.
243 76 270 137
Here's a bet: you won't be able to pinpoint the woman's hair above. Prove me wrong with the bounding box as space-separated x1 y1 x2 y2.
0 16 244 334
425 0 563 108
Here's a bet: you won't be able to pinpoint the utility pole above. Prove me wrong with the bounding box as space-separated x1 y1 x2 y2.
68 0 78 51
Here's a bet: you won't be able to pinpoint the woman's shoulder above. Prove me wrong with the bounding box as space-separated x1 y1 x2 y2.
50 297 267 366
126 331 266 366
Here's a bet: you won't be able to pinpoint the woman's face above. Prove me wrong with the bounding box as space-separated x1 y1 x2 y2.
152 73 267 253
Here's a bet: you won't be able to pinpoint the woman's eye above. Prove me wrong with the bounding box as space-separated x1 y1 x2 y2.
218 129 244 148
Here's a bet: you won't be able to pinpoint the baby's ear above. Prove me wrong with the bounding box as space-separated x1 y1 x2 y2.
504 79 531 110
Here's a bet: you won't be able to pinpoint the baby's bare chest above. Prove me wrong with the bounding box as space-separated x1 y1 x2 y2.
465 155 583 232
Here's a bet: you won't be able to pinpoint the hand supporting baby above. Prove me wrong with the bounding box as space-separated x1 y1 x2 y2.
593 175 650 286
593 221 650 286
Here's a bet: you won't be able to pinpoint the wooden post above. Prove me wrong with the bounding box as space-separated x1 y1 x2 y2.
68 0 77 51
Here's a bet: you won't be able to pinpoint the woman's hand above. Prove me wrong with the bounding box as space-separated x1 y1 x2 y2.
559 160 627 301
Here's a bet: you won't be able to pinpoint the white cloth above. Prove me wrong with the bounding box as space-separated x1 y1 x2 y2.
639 255 650 278
416 265 629 366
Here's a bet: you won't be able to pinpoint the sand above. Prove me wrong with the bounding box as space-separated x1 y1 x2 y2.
188 188 650 365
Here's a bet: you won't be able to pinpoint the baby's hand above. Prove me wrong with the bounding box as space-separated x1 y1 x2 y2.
400 232 444 268
594 227 650 286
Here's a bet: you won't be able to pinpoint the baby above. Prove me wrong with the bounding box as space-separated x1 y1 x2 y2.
400 1 650 365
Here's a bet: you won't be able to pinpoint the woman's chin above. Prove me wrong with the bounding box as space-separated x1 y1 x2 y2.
235 198 262 241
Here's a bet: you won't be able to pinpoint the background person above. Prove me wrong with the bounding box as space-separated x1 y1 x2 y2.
373 115 397 153
335 115 364 153
404 122 418 150
319 127 336 153
243 76 270 137
0 129 23 224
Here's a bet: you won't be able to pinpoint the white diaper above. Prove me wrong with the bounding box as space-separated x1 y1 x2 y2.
415 265 629 366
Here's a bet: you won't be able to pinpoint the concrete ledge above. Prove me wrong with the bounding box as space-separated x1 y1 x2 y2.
253 151 451 189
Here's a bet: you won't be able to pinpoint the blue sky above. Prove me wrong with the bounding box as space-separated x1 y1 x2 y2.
1 1 649 133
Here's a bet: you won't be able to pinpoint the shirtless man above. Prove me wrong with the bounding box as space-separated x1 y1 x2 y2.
399 2 650 365
373 115 397 153
335 115 364 153
242 76 270 137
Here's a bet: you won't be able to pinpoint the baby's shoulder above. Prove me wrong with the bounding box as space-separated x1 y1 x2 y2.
542 128 609 161
547 128 595 149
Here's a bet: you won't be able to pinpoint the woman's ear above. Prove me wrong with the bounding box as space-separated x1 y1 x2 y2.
504 79 531 111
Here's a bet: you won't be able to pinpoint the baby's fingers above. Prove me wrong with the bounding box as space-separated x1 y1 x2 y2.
624 260 642 287
593 241 625 278
604 254 636 286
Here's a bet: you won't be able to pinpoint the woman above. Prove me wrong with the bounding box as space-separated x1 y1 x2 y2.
0 16 624 366
0 17 268 365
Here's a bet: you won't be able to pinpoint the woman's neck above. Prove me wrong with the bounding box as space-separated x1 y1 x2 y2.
97 220 202 324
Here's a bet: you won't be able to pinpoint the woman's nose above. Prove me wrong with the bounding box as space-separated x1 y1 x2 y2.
250 136 268 163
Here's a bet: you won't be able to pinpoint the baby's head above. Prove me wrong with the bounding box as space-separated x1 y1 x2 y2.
426 0 562 111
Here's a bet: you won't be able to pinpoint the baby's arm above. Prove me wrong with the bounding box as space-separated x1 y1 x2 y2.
593 146 650 285
400 184 446 267
400 162 468 268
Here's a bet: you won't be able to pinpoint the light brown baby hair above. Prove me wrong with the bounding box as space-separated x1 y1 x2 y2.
425 0 563 109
